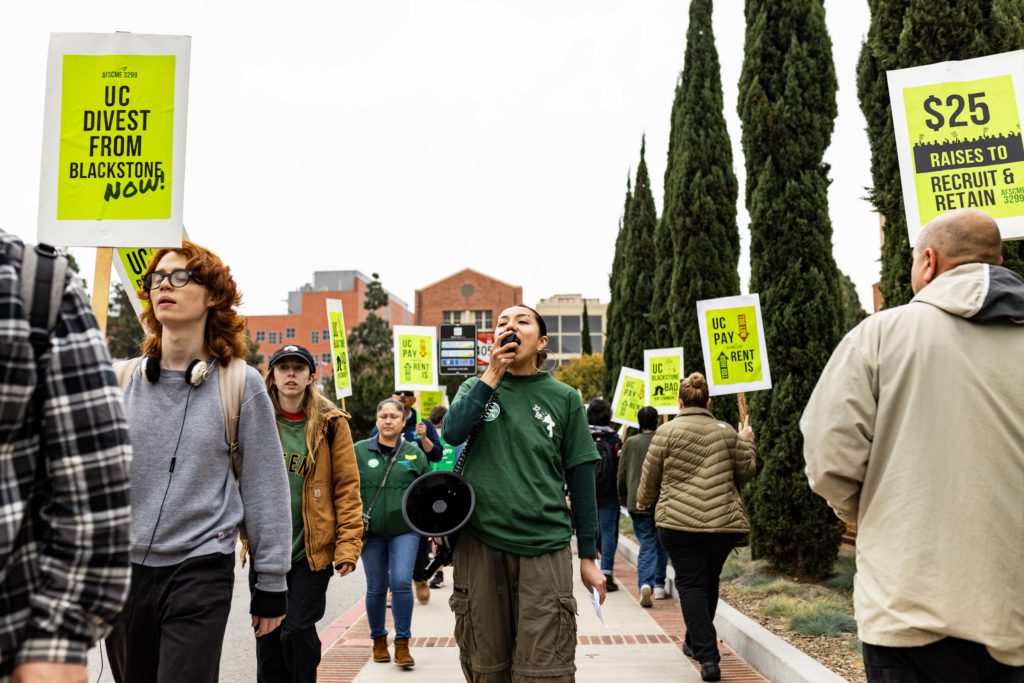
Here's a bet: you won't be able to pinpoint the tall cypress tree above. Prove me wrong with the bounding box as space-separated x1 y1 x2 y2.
739 0 846 578
603 177 632 397
653 69 687 350
621 139 659 372
858 0 1024 307
662 0 741 425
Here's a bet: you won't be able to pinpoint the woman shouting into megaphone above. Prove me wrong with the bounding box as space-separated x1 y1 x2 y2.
442 304 604 683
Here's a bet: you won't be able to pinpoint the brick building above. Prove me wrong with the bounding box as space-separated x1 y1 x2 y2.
414 269 522 332
246 271 412 375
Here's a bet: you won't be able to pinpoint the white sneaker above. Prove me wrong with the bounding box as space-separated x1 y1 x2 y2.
654 586 667 600
640 584 653 608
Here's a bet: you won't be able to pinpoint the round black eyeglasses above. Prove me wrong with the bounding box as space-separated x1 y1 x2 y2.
142 269 201 289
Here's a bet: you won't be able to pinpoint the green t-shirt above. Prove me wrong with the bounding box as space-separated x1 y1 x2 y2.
278 416 310 564
431 436 458 472
446 373 599 556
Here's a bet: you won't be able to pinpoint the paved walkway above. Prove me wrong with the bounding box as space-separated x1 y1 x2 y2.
316 549 767 682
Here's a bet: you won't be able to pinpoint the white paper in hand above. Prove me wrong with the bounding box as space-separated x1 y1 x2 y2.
591 587 612 631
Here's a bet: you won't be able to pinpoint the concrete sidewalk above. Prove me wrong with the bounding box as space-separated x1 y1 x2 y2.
317 550 766 682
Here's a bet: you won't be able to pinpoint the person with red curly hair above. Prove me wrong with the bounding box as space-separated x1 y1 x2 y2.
106 241 292 683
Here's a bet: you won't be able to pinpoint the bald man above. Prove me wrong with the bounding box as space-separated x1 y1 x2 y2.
802 209 1024 682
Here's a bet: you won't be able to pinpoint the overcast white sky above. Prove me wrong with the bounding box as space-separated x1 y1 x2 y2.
1 1 878 316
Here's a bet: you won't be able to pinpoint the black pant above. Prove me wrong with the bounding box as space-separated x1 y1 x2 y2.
863 637 1024 683
658 528 740 665
412 535 432 582
248 558 333 683
106 552 234 683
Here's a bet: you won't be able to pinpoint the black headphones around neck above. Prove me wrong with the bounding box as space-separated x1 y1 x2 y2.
140 356 212 388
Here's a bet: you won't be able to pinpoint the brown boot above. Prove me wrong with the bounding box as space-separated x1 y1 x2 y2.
414 580 430 604
372 635 390 663
394 638 415 669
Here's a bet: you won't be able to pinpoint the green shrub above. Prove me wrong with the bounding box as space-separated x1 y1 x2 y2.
825 556 856 591
789 608 857 637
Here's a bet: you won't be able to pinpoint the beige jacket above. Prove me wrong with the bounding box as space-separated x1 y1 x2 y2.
637 408 755 537
802 263 1024 665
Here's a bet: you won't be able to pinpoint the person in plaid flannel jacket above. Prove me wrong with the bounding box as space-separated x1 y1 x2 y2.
0 230 132 683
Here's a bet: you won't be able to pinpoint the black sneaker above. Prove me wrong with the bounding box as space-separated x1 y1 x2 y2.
700 661 721 682
428 572 444 589
605 576 619 592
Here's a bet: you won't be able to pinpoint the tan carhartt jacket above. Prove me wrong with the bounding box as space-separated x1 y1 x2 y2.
637 408 755 537
802 263 1024 665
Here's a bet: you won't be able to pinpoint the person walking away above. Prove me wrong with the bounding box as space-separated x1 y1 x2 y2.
588 398 623 592
617 406 668 607
427 405 460 589
355 398 431 669
637 373 755 682
105 241 291 683
254 344 363 682
802 208 1024 683
0 230 132 683
442 304 605 683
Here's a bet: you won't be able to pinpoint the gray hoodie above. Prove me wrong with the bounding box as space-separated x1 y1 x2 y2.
121 362 291 594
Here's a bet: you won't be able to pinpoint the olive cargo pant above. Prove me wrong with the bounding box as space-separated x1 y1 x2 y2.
450 531 578 682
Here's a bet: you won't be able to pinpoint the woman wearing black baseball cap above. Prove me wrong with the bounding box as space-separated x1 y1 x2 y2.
254 345 363 683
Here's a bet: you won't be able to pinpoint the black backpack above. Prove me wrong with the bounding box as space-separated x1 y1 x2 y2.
16 241 68 363
593 432 619 500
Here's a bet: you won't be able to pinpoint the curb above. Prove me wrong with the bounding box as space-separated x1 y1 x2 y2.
617 533 849 683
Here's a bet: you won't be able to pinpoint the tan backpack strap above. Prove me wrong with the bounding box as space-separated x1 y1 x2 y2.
219 357 248 481
113 357 144 391
220 358 250 563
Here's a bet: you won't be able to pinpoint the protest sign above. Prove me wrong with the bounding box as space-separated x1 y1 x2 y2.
610 367 647 429
394 325 438 391
696 294 772 396
112 227 188 317
888 51 1024 244
326 299 352 399
417 390 445 420
644 347 684 415
38 32 191 247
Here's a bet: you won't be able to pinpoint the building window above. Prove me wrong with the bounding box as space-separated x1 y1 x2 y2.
561 334 581 354
311 330 319 344
547 336 560 353
323 329 330 340
286 328 296 339
591 335 603 353
443 310 463 324
322 353 331 364
473 310 493 329
588 315 603 334
268 332 277 344
255 330 265 342
560 316 580 333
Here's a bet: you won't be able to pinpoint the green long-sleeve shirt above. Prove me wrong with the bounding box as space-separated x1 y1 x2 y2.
442 374 600 558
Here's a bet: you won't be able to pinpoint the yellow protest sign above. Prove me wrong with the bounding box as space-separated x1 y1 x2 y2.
417 390 445 420
326 299 352 399
394 325 438 391
58 55 175 220
888 51 1024 244
113 247 156 315
38 33 190 247
644 347 684 415
611 367 647 429
696 294 772 396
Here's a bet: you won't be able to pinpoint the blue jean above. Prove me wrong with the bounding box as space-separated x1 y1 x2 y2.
597 499 620 576
361 532 420 640
630 512 668 589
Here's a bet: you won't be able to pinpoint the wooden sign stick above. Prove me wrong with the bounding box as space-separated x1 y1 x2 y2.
91 247 113 334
